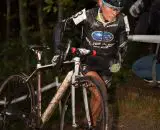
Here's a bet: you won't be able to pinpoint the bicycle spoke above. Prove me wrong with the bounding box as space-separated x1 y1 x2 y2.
60 76 108 130
0 75 35 130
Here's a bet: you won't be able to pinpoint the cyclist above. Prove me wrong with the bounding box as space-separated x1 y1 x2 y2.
53 0 128 128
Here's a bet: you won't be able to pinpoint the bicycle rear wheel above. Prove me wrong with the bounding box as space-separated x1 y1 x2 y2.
60 76 108 130
0 75 35 130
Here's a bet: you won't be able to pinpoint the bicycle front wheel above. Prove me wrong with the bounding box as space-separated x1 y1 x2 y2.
0 75 35 130
60 76 108 130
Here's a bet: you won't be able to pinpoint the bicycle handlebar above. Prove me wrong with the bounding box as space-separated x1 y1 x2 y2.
61 35 160 62
128 35 160 44
71 47 96 57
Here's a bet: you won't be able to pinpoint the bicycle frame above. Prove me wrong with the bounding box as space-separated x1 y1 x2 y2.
22 51 92 128
0 46 94 129
40 56 92 128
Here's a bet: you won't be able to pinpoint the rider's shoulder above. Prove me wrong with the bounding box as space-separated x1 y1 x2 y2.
117 13 127 22
86 7 98 13
86 7 98 17
118 13 126 18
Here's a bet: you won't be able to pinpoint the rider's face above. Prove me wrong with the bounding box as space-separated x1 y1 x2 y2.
102 5 119 22
98 0 120 22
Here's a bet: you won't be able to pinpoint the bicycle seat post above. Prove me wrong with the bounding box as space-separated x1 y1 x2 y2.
32 48 43 127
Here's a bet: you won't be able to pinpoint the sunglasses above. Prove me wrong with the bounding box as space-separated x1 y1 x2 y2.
102 0 122 12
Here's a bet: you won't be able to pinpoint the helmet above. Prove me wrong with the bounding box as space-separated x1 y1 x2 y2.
102 0 124 10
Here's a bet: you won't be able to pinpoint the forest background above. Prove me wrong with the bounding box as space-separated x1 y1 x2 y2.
1 0 160 130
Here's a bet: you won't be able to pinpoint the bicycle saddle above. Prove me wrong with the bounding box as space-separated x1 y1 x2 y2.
29 45 49 51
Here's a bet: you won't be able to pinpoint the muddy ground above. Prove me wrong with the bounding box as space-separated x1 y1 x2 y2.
109 74 160 130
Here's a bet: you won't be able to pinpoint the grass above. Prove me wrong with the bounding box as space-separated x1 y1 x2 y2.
108 73 160 130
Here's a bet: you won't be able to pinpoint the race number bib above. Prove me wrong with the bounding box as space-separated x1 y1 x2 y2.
72 9 87 25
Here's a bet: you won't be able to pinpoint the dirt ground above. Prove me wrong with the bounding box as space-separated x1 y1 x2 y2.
109 75 160 130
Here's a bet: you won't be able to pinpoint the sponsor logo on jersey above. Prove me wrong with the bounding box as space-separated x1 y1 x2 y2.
91 31 114 42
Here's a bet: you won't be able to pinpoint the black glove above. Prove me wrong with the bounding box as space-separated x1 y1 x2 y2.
129 0 144 17
52 49 64 65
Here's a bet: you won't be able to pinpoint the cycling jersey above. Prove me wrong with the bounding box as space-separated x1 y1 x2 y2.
82 8 127 57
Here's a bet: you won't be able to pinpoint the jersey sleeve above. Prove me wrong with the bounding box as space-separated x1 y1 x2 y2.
53 9 87 52
117 14 130 63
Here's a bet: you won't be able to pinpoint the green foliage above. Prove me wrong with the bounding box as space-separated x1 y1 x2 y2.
43 5 53 13
45 0 54 5
62 0 73 6
43 0 74 13
21 0 28 8
43 0 55 13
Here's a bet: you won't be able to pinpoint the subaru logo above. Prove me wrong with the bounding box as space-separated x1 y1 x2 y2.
91 31 114 42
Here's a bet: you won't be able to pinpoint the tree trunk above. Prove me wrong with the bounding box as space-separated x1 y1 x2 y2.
58 0 63 23
18 0 28 45
6 0 11 43
53 0 63 53
37 0 49 74
18 0 29 72
37 0 46 44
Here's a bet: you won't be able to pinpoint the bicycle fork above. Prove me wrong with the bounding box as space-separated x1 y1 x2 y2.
71 57 79 127
71 57 91 128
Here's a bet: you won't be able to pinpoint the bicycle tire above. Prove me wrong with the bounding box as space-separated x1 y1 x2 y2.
60 76 108 130
0 75 35 130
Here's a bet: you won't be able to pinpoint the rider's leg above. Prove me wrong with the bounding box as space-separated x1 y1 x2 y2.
85 71 106 126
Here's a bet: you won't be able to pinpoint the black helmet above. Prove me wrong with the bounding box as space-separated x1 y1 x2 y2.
102 0 124 10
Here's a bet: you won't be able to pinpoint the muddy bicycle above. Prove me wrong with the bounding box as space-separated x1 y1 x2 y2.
0 39 108 130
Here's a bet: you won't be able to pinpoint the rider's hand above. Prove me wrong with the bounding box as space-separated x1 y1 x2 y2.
129 0 144 18
52 49 64 67
51 54 60 64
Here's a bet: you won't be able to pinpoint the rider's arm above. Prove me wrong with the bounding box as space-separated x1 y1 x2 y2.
53 19 74 53
118 14 129 47
53 9 87 54
117 14 129 62
53 22 63 53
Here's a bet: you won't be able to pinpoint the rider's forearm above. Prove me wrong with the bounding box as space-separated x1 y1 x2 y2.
53 19 82 53
53 22 63 53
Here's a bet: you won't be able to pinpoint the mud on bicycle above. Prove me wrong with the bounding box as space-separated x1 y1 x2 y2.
0 38 109 130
